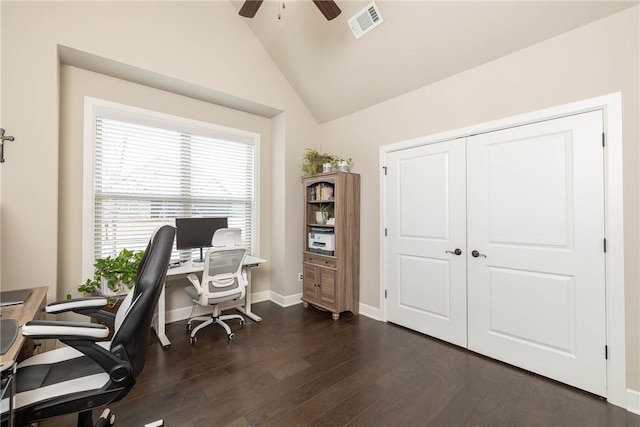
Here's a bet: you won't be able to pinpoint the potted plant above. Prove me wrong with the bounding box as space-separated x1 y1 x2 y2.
72 248 144 305
331 157 352 172
315 204 331 224
301 148 334 176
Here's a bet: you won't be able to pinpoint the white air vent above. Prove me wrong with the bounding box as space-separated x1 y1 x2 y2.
348 1 383 39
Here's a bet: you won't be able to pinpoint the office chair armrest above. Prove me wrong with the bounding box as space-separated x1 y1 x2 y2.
187 273 204 295
45 297 108 314
22 320 110 340
24 321 133 384
45 297 116 326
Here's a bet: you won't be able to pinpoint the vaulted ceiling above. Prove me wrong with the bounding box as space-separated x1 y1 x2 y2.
232 0 637 123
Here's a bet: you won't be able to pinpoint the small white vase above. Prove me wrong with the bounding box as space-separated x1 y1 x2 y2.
315 211 328 224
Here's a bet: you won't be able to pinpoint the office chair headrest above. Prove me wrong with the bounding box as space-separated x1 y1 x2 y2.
211 228 243 248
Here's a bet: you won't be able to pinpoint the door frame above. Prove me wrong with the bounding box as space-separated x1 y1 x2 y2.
380 93 625 408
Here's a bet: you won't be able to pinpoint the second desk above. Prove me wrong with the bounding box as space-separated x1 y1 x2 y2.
152 255 266 348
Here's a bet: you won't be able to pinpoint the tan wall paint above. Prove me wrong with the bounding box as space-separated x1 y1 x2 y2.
58 65 272 311
269 113 287 297
637 3 640 394
319 6 640 390
1 2 316 307
0 0 3 287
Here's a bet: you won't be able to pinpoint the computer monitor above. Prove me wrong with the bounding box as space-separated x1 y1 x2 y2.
175 217 228 262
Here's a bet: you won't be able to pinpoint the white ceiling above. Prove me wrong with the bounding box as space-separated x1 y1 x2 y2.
232 0 637 123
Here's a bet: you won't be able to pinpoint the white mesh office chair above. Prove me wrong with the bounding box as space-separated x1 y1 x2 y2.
184 228 247 343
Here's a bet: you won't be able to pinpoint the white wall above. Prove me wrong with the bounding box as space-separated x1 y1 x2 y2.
0 2 316 307
319 6 640 390
0 0 3 287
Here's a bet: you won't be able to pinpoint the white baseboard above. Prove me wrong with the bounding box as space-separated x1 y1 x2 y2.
165 291 300 323
165 293 384 323
250 290 271 304
269 291 303 307
628 388 640 415
359 302 383 321
267 294 383 317
165 304 211 324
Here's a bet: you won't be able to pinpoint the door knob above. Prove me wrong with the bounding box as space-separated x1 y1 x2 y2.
445 249 462 256
471 250 487 258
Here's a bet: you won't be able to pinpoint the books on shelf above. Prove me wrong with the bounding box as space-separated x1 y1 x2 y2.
310 183 334 201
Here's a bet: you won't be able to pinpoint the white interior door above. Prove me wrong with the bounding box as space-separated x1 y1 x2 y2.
466 111 606 396
385 139 467 346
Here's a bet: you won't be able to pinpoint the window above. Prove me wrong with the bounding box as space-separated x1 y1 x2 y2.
83 98 259 277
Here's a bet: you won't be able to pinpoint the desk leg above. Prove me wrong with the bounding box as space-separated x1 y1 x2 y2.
236 266 262 323
152 284 171 348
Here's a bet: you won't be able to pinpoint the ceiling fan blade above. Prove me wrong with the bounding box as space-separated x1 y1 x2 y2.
239 0 263 18
312 0 341 21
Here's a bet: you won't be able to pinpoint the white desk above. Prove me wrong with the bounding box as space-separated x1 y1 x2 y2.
152 255 266 348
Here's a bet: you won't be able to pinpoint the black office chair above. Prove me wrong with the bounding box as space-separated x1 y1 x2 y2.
0 225 175 427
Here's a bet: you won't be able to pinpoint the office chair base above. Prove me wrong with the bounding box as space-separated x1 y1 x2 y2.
187 313 245 342
75 408 115 427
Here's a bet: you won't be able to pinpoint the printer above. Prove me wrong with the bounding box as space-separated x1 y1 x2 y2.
308 227 335 255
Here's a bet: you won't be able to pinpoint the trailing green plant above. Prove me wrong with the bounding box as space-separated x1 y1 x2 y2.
71 248 144 303
301 148 334 176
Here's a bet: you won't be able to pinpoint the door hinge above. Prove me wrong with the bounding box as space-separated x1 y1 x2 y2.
602 132 606 148
385 289 387 298
605 345 608 360
604 238 607 253
384 228 387 237
383 166 387 175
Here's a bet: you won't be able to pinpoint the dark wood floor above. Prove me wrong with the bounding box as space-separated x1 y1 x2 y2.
43 301 638 427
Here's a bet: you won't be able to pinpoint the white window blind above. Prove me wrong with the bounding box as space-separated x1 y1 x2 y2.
86 99 257 267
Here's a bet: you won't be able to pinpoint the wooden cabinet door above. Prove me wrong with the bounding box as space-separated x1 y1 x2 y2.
318 267 336 309
303 263 337 310
303 263 319 303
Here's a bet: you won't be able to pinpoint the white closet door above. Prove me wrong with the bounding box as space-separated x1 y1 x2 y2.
385 139 467 346
466 111 606 396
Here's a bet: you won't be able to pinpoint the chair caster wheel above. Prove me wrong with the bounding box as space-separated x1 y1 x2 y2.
186 323 192 332
240 319 245 327
95 408 116 426
189 336 197 344
228 333 234 340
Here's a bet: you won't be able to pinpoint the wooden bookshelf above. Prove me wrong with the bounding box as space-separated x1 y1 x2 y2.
301 172 360 320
